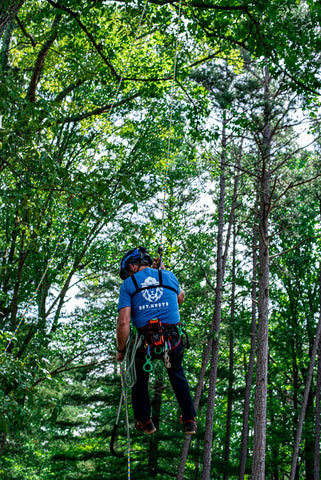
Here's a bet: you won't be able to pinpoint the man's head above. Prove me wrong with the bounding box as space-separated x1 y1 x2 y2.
119 247 153 280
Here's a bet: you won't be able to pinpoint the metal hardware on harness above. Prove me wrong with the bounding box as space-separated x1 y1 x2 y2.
154 345 164 355
143 346 153 372
164 341 171 369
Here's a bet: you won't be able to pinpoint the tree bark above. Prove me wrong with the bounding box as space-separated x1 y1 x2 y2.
0 0 25 40
223 228 236 480
239 182 259 480
314 337 321 480
201 114 227 480
27 13 63 103
290 262 321 479
251 64 271 480
148 377 164 477
177 128 242 480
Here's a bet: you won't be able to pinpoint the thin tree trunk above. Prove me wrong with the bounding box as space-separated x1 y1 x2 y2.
223 228 236 480
201 116 227 480
177 134 242 480
290 264 321 479
314 337 321 479
0 431 6 457
304 389 314 480
251 64 271 480
239 182 259 480
148 377 163 477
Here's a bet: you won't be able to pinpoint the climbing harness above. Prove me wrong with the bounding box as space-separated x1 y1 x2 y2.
130 267 178 298
138 319 184 372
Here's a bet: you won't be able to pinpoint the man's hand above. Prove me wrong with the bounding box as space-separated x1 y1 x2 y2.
116 351 125 362
152 257 165 269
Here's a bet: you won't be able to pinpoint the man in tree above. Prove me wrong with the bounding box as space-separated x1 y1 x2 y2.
116 246 196 435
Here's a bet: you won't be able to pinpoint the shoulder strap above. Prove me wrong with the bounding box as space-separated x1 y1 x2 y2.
130 270 177 298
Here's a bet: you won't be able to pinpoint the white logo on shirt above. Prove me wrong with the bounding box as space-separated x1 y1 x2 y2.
141 276 163 303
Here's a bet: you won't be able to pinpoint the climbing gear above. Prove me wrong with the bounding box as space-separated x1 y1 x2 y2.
146 318 164 347
183 418 197 435
138 320 183 372
130 268 178 298
110 363 131 459
134 419 156 435
119 246 153 280
164 341 171 369
143 345 153 372
110 330 143 459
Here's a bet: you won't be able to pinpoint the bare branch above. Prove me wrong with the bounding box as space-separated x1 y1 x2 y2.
271 173 321 211
16 16 36 47
270 236 320 259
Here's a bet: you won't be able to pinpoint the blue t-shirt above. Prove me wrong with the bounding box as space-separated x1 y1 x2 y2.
117 268 181 328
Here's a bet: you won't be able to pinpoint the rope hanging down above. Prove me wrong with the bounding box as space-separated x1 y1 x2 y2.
111 5 183 476
159 0 182 253
2 0 149 356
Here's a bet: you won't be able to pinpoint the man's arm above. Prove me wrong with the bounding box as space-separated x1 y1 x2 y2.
178 288 185 305
116 306 131 362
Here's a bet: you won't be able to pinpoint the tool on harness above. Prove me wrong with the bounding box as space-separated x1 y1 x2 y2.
143 345 153 372
141 318 165 372
164 340 171 369
146 318 164 347
140 319 185 371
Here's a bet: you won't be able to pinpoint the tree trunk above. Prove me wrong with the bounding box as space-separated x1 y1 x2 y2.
176 132 242 480
0 431 6 457
148 377 163 477
239 183 259 480
314 337 321 479
223 229 236 480
304 388 314 480
177 130 241 480
251 64 271 480
0 0 25 40
201 115 227 480
290 263 321 479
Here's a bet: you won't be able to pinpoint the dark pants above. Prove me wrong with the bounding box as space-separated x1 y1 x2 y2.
131 340 196 423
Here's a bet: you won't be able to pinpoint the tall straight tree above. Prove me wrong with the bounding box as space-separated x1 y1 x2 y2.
239 180 259 480
251 63 272 479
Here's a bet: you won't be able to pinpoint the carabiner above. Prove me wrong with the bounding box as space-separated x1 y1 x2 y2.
164 341 171 369
143 347 152 372
143 353 153 372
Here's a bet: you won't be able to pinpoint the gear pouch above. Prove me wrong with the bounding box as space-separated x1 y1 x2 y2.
147 318 164 347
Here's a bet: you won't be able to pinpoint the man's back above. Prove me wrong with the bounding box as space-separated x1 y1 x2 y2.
118 267 181 328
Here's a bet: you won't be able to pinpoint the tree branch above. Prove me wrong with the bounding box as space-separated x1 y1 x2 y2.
270 236 320 259
16 15 36 47
57 91 140 123
46 0 121 81
27 13 62 102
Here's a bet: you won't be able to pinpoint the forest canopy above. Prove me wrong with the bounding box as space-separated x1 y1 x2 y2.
0 0 321 479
